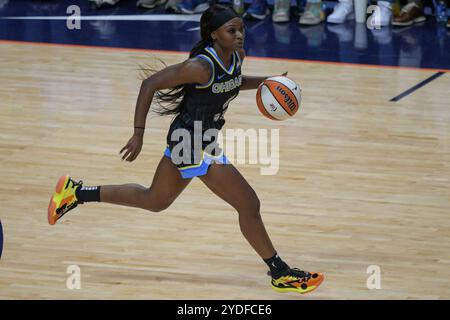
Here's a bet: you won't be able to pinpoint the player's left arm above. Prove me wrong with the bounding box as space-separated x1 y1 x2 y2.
240 75 270 90
237 49 288 90
240 72 288 91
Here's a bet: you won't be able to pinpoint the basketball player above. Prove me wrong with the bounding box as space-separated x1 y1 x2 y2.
48 4 324 294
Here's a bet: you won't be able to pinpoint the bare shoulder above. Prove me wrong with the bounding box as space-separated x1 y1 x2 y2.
183 57 212 82
182 57 212 74
143 55 212 89
169 57 211 85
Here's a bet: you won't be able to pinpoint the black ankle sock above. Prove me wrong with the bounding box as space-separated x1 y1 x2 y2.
264 252 289 278
75 186 101 202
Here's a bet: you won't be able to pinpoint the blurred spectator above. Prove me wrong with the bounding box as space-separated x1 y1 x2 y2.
243 0 270 20
392 1 425 26
445 0 450 28
165 0 182 11
392 0 403 17
272 0 291 23
0 0 8 9
299 0 324 25
327 0 353 24
89 0 182 11
88 0 121 7
327 0 393 27
373 1 393 27
176 0 209 14
137 0 168 9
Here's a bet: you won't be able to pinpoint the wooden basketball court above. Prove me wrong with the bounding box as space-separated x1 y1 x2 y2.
0 41 449 299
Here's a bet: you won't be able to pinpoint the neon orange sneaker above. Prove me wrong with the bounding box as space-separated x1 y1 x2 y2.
48 175 83 225
270 267 324 294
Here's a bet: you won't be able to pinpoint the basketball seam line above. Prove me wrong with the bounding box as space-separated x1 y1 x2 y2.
265 84 294 116
257 85 278 120
266 80 299 111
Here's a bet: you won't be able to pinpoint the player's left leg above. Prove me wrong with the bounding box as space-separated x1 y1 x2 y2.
48 156 191 225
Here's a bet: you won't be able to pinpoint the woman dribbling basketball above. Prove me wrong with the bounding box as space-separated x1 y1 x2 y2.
47 4 324 294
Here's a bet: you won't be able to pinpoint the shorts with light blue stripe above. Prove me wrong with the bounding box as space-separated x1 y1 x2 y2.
163 147 230 179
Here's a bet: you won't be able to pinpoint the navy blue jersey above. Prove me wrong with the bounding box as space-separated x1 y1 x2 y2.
166 46 242 161
179 46 242 130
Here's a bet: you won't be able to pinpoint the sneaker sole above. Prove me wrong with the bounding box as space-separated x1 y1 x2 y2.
392 16 426 26
271 284 319 294
327 11 355 24
138 4 157 9
272 15 290 23
299 20 324 25
299 14 325 25
47 175 69 226
272 274 324 294
180 3 209 14
246 9 270 21
138 0 167 8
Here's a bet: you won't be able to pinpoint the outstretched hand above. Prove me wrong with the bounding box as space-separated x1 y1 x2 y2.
120 133 143 162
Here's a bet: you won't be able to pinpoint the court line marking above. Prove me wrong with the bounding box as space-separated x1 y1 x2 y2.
390 72 446 102
0 39 449 73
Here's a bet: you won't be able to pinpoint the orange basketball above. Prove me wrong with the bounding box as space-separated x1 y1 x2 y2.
256 76 302 121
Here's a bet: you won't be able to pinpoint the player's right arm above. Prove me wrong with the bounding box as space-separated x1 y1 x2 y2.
119 58 211 162
133 58 211 131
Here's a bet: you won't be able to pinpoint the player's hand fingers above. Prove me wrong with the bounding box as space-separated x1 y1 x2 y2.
120 143 130 155
121 149 132 161
125 150 135 161
127 148 141 162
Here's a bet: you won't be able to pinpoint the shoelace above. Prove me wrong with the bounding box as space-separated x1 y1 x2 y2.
57 179 82 216
72 179 84 203
268 267 312 282
289 268 312 282
67 178 83 189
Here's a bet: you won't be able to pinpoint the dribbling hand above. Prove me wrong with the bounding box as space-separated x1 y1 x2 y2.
120 133 143 162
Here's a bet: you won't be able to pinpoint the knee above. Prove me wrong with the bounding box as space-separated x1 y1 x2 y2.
142 190 174 213
145 203 170 212
144 200 172 213
145 202 170 212
238 194 261 219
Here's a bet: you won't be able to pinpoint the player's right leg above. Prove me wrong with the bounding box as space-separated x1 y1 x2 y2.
48 156 191 225
199 163 324 294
